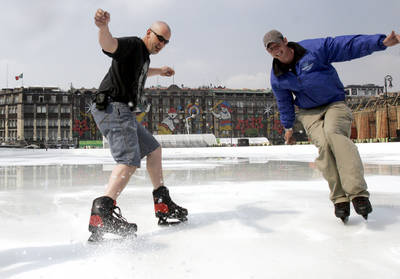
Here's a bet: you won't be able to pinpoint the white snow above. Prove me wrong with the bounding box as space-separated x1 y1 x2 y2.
1 143 400 279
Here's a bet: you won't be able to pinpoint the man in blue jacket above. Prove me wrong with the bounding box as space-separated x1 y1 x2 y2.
263 29 400 222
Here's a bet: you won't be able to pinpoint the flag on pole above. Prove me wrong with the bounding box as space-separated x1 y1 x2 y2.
15 73 23 80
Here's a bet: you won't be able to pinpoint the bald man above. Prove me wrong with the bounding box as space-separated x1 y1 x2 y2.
88 9 188 242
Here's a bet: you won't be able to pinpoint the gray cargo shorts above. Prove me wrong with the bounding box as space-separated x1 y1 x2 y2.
90 102 160 167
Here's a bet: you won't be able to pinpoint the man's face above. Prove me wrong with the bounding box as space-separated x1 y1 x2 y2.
266 38 292 64
147 27 170 54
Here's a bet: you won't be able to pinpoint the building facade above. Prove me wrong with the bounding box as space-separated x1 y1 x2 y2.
1 85 315 147
344 84 384 97
73 85 305 145
0 87 75 147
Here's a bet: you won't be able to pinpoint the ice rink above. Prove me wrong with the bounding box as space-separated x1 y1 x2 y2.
1 143 400 279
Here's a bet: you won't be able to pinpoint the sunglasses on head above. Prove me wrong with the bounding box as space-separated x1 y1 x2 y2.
150 29 169 44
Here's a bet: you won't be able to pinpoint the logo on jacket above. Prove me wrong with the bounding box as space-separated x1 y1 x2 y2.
301 62 314 72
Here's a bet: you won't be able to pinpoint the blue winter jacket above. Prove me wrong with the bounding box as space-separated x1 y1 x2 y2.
270 34 387 129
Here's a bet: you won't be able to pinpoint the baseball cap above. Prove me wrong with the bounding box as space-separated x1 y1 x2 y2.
263 29 284 48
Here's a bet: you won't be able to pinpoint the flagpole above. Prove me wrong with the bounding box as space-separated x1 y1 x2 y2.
6 63 8 88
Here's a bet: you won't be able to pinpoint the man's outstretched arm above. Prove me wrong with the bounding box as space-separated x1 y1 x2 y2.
94 8 118 53
148 66 175 77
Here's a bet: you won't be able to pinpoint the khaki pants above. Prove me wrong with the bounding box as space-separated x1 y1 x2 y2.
297 101 369 204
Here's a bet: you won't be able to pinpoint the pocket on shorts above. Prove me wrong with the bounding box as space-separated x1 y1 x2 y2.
91 103 112 135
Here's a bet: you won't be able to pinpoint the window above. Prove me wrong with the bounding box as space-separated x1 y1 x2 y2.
162 98 169 106
24 105 34 113
61 106 70 113
51 95 57 103
8 120 16 128
48 106 58 114
37 106 44 113
25 130 33 140
39 96 45 103
14 96 19 103
8 106 17 114
27 95 33 103
63 96 68 103
24 119 33 127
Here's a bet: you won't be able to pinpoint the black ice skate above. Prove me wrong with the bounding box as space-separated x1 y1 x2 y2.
153 186 188 226
352 196 372 220
88 196 137 242
334 202 350 224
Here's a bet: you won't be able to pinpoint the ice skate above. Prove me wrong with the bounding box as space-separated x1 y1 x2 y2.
153 186 188 226
352 196 372 220
88 196 137 242
334 201 350 223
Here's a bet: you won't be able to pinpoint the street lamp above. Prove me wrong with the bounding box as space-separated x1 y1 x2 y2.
384 75 393 140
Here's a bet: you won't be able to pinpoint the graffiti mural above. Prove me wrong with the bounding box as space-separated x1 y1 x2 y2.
272 118 284 135
72 118 90 137
234 117 264 135
185 101 203 134
210 101 232 136
136 103 151 127
158 107 180 134
73 109 98 139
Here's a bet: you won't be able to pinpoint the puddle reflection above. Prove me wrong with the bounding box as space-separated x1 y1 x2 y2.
1 159 400 190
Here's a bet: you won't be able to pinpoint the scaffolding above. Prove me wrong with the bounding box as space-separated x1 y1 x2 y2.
351 94 400 141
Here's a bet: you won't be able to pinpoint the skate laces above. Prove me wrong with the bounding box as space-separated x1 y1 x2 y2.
112 205 128 222
161 195 180 209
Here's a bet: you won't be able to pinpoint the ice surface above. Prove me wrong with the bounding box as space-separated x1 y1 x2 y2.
1 143 400 279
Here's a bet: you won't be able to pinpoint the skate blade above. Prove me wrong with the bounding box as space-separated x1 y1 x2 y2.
340 216 349 224
158 217 188 226
362 214 368 220
87 232 136 244
88 232 104 243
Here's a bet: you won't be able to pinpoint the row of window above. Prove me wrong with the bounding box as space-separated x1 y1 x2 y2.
26 95 69 104
24 119 70 127
0 119 70 128
151 98 271 108
0 96 19 105
1 130 71 141
0 95 70 105
0 105 72 114
345 88 383 96
0 120 18 128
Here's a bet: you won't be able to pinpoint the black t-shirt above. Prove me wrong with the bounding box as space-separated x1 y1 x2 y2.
98 36 150 108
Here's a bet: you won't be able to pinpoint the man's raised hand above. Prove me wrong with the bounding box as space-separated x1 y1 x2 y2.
383 30 400 47
160 66 175 77
94 9 110 28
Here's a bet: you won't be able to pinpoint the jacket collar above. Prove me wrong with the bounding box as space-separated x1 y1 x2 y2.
272 42 307 77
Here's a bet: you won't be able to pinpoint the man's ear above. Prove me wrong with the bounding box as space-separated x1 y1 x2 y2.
146 29 151 37
283 37 288 45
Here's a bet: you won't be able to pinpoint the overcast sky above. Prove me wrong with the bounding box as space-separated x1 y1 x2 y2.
1 0 399 91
